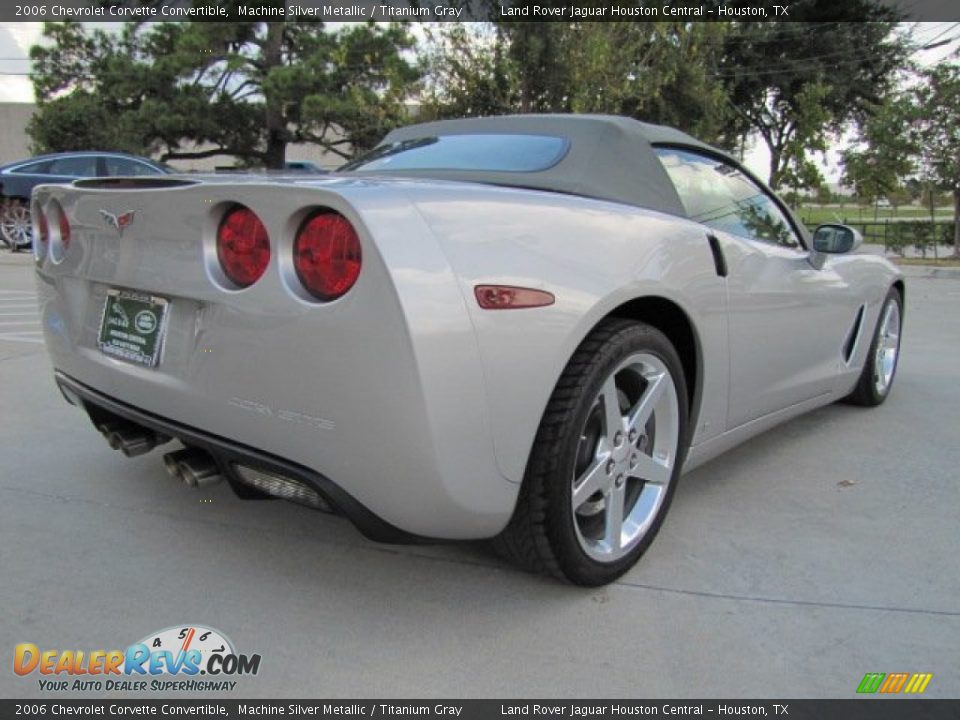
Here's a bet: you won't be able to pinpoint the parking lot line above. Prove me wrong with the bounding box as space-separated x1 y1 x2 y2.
0 291 41 344
0 332 42 344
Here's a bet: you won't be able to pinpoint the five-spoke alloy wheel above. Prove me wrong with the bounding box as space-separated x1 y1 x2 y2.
0 200 33 251
495 319 688 586
571 352 680 563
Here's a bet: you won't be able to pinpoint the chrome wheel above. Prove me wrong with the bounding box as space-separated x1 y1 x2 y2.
1 202 33 249
571 352 680 563
845 287 903 408
873 299 900 396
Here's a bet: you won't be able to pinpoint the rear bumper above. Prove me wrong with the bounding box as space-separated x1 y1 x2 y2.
56 370 425 544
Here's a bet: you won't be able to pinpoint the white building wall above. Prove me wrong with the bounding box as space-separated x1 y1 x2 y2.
0 103 35 165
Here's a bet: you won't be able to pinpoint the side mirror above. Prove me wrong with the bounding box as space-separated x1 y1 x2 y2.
812 224 863 254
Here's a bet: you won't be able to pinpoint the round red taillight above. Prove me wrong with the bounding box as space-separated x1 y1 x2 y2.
216 206 270 288
293 211 362 301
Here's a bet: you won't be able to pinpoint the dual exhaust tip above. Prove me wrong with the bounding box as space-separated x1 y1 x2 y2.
162 447 223 488
95 420 221 488
96 418 320 504
97 422 169 458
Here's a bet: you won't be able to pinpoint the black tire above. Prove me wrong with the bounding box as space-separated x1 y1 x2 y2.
494 318 689 586
845 287 903 407
0 200 10 250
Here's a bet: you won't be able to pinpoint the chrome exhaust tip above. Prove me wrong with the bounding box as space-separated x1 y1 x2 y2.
96 422 122 446
98 422 167 457
163 449 189 482
162 448 222 487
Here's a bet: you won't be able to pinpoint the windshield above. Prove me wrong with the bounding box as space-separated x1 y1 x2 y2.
341 134 569 173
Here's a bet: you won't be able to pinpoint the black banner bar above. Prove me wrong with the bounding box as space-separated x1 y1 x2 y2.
1 700 959 720
1 0 958 23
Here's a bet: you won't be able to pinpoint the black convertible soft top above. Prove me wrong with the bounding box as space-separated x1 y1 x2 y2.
358 114 736 217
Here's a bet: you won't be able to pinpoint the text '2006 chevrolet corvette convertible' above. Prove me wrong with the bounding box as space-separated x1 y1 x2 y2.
33 115 903 585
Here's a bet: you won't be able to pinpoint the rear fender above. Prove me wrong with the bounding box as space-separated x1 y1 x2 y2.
407 186 728 484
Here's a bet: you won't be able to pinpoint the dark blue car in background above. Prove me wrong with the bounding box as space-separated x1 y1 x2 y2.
1 152 171 250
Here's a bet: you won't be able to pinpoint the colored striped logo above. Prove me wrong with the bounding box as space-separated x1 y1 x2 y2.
857 672 933 694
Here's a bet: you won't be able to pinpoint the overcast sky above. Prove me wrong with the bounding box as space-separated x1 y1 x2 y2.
1 21 957 180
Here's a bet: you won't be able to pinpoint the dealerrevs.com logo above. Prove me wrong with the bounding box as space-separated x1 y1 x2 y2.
14 625 261 693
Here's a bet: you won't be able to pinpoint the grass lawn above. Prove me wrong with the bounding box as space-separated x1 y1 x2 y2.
794 205 953 226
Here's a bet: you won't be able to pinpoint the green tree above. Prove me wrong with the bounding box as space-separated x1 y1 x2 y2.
777 82 831 205
914 63 960 256
719 3 909 189
841 95 918 210
564 23 733 144
28 19 420 167
421 22 733 145
815 184 832 205
419 24 518 118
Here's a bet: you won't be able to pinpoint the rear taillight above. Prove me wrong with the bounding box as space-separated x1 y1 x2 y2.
33 205 48 261
216 206 270 288
43 200 70 262
293 210 362 301
36 211 49 245
58 207 71 249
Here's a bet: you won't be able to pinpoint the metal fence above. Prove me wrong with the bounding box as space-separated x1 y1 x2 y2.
801 219 955 257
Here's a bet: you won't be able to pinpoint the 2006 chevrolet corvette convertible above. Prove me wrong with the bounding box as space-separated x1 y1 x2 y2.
33 115 903 585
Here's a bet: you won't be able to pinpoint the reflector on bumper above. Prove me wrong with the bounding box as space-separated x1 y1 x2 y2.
233 464 333 512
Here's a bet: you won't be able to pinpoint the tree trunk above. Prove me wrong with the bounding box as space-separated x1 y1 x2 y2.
262 22 287 170
519 76 531 113
953 188 960 258
768 148 782 190
930 185 938 260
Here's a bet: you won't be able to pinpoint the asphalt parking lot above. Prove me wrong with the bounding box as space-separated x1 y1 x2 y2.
1 252 958 699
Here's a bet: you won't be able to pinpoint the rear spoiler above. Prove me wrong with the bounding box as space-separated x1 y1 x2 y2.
73 178 197 190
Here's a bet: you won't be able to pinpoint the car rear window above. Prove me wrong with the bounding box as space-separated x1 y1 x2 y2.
104 157 163 177
48 156 98 177
342 134 569 173
11 160 53 174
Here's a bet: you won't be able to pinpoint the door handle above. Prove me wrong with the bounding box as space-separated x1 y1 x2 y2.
706 234 728 277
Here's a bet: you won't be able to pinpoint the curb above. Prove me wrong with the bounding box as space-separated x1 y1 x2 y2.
0 251 34 266
895 264 960 280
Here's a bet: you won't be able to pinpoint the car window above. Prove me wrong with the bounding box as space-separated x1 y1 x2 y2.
342 134 569 173
10 160 53 174
655 147 800 249
103 157 161 177
47 156 98 177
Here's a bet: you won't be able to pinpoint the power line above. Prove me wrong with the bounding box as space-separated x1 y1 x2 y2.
915 21 960 48
711 51 924 80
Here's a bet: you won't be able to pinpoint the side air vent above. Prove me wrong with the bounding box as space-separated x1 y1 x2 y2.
843 304 866 364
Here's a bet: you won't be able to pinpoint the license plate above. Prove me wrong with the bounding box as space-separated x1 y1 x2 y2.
97 289 169 368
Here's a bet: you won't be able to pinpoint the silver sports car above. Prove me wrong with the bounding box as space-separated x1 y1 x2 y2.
33 115 903 585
